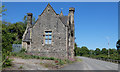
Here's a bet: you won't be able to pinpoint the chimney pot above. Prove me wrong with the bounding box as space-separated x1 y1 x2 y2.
69 7 75 12
27 13 33 16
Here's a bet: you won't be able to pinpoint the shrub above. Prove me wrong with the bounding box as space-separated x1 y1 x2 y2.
49 57 55 60
3 59 13 68
19 66 23 69
20 48 27 53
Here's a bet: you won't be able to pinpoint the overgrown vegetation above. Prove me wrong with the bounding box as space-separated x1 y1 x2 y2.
9 49 80 69
1 5 29 68
74 43 120 60
2 21 27 68
11 49 77 66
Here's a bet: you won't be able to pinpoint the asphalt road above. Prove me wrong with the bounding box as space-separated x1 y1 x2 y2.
60 56 118 70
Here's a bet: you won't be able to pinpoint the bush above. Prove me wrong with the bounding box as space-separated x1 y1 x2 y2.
3 59 13 68
49 57 55 60
20 48 27 53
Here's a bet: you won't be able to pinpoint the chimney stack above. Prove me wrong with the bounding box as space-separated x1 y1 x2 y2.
69 7 75 24
69 7 75 13
27 13 33 28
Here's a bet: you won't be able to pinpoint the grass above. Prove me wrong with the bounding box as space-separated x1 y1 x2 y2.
11 51 82 69
0 62 2 71
39 57 82 69
75 58 82 62
11 52 58 60
19 66 23 69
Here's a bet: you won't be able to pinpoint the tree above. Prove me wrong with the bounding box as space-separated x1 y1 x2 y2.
89 49 94 55
95 48 101 55
8 22 26 42
74 43 77 56
0 5 7 16
74 43 81 56
109 48 117 55
116 39 120 54
79 46 89 56
101 48 107 55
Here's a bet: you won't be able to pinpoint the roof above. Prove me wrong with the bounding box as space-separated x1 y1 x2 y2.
33 3 68 27
59 16 68 26
23 29 30 42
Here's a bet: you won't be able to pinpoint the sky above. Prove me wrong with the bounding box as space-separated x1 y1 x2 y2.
2 2 118 50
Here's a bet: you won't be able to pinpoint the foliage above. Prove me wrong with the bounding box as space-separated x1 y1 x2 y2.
80 46 89 56
20 48 27 53
3 59 13 68
74 44 89 56
11 51 76 66
101 48 107 55
95 48 101 55
2 21 27 68
74 43 119 60
0 5 7 16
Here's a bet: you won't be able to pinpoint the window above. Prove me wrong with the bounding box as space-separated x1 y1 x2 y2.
44 31 52 44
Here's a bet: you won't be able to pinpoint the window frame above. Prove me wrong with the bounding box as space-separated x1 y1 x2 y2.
43 30 53 45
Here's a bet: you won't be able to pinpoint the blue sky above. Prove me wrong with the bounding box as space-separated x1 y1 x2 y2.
2 2 118 50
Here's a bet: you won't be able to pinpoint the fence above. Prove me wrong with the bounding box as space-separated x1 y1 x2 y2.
12 44 22 52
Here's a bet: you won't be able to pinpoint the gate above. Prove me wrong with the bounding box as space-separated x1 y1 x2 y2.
12 44 22 52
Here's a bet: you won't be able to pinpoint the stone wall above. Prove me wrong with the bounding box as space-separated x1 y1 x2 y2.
22 4 75 59
29 5 67 59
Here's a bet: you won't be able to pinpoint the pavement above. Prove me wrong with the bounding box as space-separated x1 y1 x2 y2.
60 56 118 70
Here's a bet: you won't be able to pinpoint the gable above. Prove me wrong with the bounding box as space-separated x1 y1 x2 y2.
40 3 58 16
32 3 68 28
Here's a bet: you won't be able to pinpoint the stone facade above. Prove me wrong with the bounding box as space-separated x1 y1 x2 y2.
22 4 75 59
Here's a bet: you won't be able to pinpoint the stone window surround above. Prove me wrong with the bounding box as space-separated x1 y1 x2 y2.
43 30 53 46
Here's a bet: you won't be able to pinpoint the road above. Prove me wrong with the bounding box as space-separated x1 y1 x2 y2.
60 56 118 70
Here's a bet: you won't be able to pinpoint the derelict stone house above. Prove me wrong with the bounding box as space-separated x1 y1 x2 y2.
22 4 75 59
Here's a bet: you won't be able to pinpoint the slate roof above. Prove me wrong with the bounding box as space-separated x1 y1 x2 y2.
59 16 68 26
23 29 31 42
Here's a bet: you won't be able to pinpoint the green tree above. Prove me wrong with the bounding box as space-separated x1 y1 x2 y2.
74 43 77 56
79 46 89 56
0 5 7 16
74 43 81 56
109 48 117 55
117 39 120 54
95 48 101 55
89 49 94 55
101 48 107 55
8 22 26 43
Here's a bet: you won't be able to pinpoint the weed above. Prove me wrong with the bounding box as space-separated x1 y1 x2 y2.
19 65 23 69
